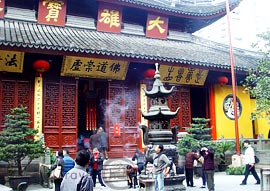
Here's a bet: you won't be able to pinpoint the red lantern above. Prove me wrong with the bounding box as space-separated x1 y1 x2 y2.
217 76 229 85
144 69 155 80
33 60 50 73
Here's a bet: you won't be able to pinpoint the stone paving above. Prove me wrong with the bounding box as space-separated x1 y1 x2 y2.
27 171 263 191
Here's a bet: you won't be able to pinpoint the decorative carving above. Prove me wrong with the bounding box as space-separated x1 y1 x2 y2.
62 84 76 126
45 134 58 146
0 80 32 130
125 87 137 126
110 136 122 145
125 135 136 144
44 83 59 127
44 79 77 151
63 134 76 145
170 86 180 127
180 91 191 127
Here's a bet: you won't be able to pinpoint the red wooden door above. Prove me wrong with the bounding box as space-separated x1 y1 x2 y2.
43 77 78 157
169 86 191 129
107 82 140 158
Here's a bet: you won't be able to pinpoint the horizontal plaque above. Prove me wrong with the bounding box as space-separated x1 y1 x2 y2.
61 56 129 80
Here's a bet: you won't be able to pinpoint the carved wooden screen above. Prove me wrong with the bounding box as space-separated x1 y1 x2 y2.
0 79 33 131
43 77 77 156
107 81 139 158
169 86 191 130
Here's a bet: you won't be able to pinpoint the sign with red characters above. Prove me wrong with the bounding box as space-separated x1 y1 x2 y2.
113 124 121 137
37 0 67 27
146 14 168 39
0 0 5 18
97 2 122 33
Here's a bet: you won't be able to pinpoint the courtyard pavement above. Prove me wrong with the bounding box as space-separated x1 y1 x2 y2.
27 171 263 191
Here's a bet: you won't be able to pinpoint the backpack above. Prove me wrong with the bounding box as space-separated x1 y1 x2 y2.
254 156 260 164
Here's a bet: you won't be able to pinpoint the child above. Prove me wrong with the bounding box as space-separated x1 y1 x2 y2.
126 164 138 189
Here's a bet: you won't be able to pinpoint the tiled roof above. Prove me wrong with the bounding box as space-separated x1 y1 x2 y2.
101 0 241 17
0 19 260 72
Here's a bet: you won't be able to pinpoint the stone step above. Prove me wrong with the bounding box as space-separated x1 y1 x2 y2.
102 158 132 182
0 184 12 191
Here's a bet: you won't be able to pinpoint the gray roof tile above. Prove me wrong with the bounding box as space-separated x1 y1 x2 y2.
106 0 240 17
0 19 260 72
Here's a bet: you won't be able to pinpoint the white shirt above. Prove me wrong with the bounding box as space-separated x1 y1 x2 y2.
244 145 255 165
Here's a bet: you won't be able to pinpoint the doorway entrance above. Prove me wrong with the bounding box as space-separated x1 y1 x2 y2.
77 79 107 151
190 87 209 118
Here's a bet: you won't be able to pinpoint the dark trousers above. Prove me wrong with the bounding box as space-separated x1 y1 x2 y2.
92 169 105 186
54 178 62 191
185 168 194 186
137 163 144 174
128 173 138 188
205 170 215 191
201 168 206 186
242 164 260 184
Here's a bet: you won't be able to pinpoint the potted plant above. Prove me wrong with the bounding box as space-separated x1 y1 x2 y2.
178 118 212 177
214 140 235 171
0 106 45 190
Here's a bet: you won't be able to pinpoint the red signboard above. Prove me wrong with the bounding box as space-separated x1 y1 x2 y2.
113 124 121 137
37 0 67 27
0 0 5 18
146 14 168 39
97 2 122 33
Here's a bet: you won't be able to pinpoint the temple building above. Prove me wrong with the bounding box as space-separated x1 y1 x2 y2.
0 0 267 158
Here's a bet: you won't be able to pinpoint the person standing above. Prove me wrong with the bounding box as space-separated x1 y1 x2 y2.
185 149 199 187
201 147 215 191
198 154 206 188
63 148 75 176
126 164 138 188
240 140 260 185
41 150 64 191
132 148 145 174
60 149 94 191
98 127 108 159
145 144 171 191
89 130 101 152
89 148 106 187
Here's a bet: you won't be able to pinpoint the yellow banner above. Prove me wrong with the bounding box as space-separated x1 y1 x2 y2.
0 50 24 73
159 65 208 86
61 56 129 80
34 77 43 140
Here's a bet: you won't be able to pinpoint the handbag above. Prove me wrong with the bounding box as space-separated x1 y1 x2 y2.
50 165 62 179
254 156 260 164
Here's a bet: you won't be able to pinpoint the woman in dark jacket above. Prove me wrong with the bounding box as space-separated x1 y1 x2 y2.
40 150 64 191
50 150 65 191
200 147 215 191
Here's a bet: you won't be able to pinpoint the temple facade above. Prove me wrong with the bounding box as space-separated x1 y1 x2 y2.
0 0 267 158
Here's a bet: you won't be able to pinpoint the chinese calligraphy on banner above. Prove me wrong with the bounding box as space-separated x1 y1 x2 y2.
0 50 24 73
37 0 66 26
0 0 5 18
97 2 122 33
146 14 168 39
159 65 208 86
34 77 43 139
61 56 129 80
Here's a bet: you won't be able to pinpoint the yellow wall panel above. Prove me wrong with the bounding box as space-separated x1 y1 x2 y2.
214 85 253 139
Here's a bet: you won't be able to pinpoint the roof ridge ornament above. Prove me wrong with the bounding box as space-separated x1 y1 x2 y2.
154 62 160 79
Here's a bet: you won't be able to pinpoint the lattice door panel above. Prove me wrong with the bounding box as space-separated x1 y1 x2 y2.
168 86 191 129
43 78 77 155
0 79 33 131
107 82 139 158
